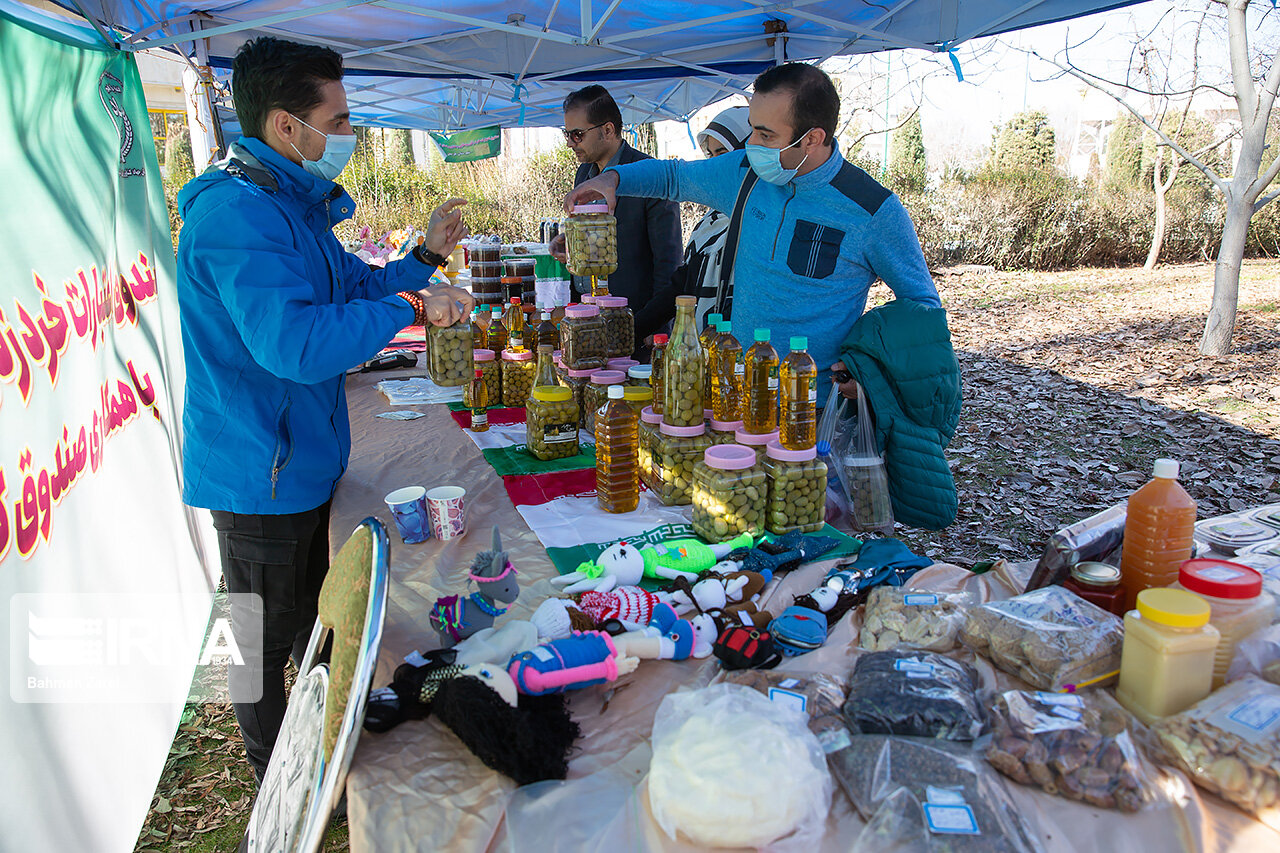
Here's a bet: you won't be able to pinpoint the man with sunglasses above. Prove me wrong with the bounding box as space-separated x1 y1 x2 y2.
552 85 682 346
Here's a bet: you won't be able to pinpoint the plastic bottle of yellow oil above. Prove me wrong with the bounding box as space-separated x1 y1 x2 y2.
779 336 817 450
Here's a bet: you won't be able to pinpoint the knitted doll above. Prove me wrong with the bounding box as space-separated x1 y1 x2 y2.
553 533 755 594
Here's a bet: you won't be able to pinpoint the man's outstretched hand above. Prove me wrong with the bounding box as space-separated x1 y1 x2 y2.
424 198 470 257
562 171 620 215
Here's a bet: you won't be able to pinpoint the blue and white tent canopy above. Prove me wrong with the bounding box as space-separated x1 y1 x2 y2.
58 0 1149 130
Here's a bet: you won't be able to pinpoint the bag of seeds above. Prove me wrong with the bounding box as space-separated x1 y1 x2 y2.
985 690 1160 812
830 735 1043 853
842 651 986 741
1151 676 1280 829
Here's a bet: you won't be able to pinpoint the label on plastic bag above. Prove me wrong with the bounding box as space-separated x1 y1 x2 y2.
924 804 980 835
1034 692 1085 708
926 786 968 806
894 659 937 679
779 678 800 688
767 687 807 714
1209 694 1280 743
904 593 939 606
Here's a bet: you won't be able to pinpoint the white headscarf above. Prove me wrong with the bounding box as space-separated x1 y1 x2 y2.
696 106 751 156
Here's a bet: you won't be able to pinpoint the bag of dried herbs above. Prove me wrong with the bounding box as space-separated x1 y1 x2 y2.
842 651 986 741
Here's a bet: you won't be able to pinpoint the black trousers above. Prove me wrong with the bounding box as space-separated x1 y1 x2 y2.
211 501 332 783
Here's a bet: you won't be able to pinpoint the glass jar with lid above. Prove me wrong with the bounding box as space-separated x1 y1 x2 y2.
469 243 501 264
734 427 779 465
1062 561 1126 617
1173 558 1274 687
559 366 598 428
526 386 580 461
763 441 827 535
627 364 652 386
501 349 536 407
597 296 635 358
607 356 639 374
427 320 473 387
1117 588 1220 725
708 418 743 446
638 405 662 490
560 304 607 371
464 348 500 409
582 369 627 434
563 202 618 278
622 385 653 410
653 422 711 506
692 444 767 542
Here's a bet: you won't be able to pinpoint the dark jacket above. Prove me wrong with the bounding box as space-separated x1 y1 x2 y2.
575 141 682 337
838 300 962 531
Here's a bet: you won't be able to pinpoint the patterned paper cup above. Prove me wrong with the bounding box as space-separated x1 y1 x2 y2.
426 486 467 541
384 486 430 544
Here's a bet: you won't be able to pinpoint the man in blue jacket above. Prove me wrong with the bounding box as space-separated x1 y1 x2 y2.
176 36 471 781
564 63 942 387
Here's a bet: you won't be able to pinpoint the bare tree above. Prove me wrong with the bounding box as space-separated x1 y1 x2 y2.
1031 0 1278 355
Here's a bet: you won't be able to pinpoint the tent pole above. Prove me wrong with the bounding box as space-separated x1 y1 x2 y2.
184 22 222 170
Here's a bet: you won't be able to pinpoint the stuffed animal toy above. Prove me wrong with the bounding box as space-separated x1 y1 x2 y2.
362 649 580 785
657 570 768 617
429 527 519 646
530 593 678 640
576 586 663 630
723 530 839 578
552 533 755 594
509 617 695 696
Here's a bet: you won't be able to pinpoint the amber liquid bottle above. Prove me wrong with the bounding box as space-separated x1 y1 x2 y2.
505 297 527 352
595 385 639 513
470 306 488 351
1120 459 1198 610
650 333 668 416
700 312 722 407
487 308 508 354
743 328 779 434
710 320 743 422
536 311 560 351
779 336 817 450
663 296 705 427
468 368 489 432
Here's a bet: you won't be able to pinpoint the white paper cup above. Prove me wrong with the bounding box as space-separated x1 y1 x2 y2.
426 486 467 541
384 486 430 544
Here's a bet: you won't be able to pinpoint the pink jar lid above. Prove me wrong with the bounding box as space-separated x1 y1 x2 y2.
705 444 757 471
502 349 534 361
582 295 597 305
766 440 817 462
607 358 639 371
473 348 495 362
590 370 626 385
660 421 707 437
567 366 599 378
597 296 629 308
703 408 713 420
710 418 743 432
564 304 599 318
553 350 564 367
736 428 779 446
572 202 610 213
640 406 663 425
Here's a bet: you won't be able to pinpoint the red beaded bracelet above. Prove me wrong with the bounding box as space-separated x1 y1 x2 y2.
398 291 429 326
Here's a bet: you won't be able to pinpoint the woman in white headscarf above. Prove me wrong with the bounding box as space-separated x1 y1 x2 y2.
635 105 751 339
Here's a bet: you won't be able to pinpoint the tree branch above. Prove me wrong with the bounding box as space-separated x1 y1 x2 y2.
1227 0 1256 126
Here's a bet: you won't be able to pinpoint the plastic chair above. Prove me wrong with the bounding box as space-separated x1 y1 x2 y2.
242 516 390 853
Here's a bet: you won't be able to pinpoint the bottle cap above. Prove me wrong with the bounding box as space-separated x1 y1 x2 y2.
1135 588 1211 628
706 313 723 326
1068 561 1121 588
623 386 653 403
502 349 534 361
675 295 696 308
491 307 503 316
590 370 627 385
596 296 629 308
1178 558 1263 599
660 421 706 437
532 385 573 403
704 444 757 471
653 334 669 345
1153 459 1180 479
607 358 639 372
541 312 550 320
790 336 807 350
572 202 610 213
607 384 626 400
735 428 779 446
510 297 521 304
754 329 770 342
567 366 599 378
641 406 663 425
766 440 817 462
473 348 496 362
717 320 732 334
474 368 483 378
627 365 653 381
815 439 832 456
538 344 553 353
564 304 600 318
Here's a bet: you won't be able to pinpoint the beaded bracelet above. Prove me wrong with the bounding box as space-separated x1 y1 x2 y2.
398 291 429 326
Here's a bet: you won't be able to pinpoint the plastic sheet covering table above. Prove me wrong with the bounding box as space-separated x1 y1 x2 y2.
331 367 1280 852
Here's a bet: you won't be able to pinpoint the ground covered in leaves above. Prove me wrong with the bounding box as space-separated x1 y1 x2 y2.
136 259 1280 850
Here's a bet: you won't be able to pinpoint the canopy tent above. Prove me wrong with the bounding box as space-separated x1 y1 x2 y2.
57 0 1151 131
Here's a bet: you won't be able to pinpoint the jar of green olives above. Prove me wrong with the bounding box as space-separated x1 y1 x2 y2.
709 418 743 446
553 350 569 385
653 422 711 506
501 349 536 407
583 369 626 434
559 366 598 429
638 405 662 491
464 348 500 409
734 427 779 466
560 304 607 371
763 441 827 535
844 454 895 533
526 385 580 461
597 296 635 359
427 320 474 387
692 444 767 542
627 364 652 386
622 385 653 410
563 203 618 278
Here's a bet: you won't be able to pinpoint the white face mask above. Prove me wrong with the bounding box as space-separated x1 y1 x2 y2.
288 113 356 181
745 129 814 185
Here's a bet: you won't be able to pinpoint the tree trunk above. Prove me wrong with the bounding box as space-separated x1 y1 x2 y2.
1145 157 1167 270
1199 194 1251 355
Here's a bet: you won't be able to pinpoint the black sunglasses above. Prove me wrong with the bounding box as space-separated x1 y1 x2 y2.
562 122 607 144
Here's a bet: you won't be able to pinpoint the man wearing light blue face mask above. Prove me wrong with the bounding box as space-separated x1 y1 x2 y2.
175 36 474 783
564 63 942 392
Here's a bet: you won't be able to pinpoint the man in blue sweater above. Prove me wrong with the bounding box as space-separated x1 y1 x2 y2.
177 36 470 782
564 63 941 387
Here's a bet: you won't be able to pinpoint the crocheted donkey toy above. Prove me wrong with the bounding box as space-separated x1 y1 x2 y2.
430 526 519 646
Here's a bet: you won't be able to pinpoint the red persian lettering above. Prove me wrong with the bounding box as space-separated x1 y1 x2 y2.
34 273 71 388
0 306 33 405
0 468 10 562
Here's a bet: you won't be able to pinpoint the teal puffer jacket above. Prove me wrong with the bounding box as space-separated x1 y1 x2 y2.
838 299 962 530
